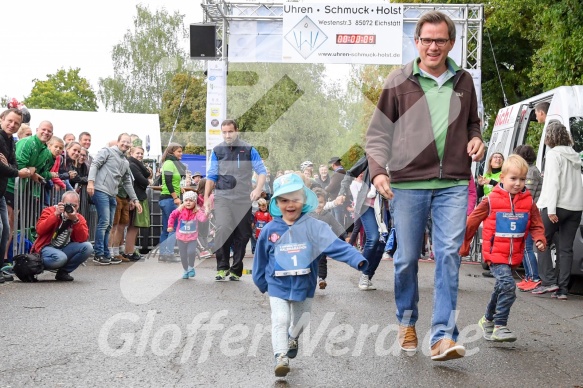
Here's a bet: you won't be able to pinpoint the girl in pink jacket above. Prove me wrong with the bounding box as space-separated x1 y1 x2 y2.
167 190 208 279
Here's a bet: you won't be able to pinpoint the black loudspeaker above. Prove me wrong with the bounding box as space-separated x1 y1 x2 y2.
190 24 217 59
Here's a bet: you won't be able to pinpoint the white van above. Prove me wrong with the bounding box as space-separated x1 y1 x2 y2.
488 86 583 164
479 86 583 281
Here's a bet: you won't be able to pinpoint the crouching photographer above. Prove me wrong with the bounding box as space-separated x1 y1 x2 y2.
31 190 93 281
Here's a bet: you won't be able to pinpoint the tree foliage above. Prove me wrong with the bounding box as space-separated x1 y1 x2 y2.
345 64 397 140
159 72 207 154
224 63 349 172
98 4 189 113
0 95 10 109
475 0 583 140
487 0 583 90
24 68 97 111
353 0 583 144
158 63 370 169
94 1 582 162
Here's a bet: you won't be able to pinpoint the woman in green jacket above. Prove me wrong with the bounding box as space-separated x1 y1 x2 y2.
478 152 504 197
159 143 186 261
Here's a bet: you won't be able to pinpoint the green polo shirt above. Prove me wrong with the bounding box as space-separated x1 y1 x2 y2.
391 57 469 190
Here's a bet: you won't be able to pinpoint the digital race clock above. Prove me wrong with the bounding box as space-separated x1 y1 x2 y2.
336 34 376 44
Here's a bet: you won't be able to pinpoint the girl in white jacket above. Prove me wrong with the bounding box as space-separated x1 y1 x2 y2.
532 122 583 299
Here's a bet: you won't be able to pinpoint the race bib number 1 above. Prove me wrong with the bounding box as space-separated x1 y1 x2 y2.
274 242 312 271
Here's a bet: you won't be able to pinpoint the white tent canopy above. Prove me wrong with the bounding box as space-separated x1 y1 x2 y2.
27 109 162 157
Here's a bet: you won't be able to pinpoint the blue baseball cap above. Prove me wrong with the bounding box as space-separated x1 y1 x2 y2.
269 173 318 217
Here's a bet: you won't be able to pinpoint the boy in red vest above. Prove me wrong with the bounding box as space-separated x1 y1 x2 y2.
253 198 272 240
460 155 546 342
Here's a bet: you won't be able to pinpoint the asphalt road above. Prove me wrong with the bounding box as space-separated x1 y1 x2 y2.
2 254 583 387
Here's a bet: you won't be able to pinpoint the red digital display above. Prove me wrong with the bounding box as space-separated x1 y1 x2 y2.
336 34 376 44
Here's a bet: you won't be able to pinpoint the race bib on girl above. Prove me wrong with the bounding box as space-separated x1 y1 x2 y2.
179 220 197 234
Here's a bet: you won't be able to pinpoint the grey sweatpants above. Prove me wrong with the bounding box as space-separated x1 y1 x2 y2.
269 296 313 355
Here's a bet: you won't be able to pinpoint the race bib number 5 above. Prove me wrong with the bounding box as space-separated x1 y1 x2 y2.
495 212 528 238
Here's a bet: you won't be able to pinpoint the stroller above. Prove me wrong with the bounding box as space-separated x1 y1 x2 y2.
197 211 217 259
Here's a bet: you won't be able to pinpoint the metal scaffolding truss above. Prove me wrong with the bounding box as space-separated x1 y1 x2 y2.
201 1 483 69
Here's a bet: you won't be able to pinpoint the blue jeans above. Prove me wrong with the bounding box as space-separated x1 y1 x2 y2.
522 233 539 281
159 198 177 255
392 186 467 346
332 206 346 231
41 242 94 273
0 196 10 263
360 206 385 279
485 264 516 326
91 190 117 257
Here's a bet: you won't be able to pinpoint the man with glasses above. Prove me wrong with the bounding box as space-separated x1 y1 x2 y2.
30 191 93 281
366 11 484 361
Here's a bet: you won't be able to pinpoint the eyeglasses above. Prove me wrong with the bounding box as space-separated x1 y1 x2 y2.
492 156 504 160
418 38 450 47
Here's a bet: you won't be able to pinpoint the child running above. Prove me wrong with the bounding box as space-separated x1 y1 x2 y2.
310 187 347 290
167 190 208 279
460 155 546 342
252 198 272 242
253 173 367 377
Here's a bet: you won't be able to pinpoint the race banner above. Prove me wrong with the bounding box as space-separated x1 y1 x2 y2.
205 61 227 152
282 3 403 64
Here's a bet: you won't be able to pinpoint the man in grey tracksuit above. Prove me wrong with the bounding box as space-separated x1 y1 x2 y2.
87 133 142 265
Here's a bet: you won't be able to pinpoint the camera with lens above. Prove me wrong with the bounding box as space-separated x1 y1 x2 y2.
64 203 75 214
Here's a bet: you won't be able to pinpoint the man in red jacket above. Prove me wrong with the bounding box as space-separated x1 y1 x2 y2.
31 190 93 281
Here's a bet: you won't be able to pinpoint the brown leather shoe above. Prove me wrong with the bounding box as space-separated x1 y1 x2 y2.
117 254 130 262
398 325 418 352
430 338 465 361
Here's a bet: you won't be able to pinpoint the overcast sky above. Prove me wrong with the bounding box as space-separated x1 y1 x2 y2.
2 0 204 103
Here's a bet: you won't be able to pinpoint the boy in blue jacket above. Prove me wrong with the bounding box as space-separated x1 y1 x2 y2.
253 173 368 377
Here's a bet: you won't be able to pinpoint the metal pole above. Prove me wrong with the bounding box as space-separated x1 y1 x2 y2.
166 87 188 147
